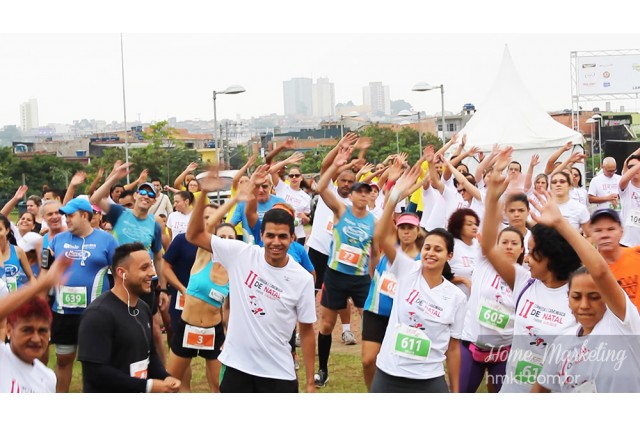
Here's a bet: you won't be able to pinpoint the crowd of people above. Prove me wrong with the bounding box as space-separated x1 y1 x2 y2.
1 132 640 393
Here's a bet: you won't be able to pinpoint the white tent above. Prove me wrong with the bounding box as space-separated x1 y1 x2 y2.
457 46 585 175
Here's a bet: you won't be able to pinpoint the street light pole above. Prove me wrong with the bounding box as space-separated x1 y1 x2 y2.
412 82 446 144
439 85 445 144
417 111 422 153
212 85 246 166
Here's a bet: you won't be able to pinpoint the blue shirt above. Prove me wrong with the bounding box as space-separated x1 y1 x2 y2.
105 204 162 255
50 229 118 315
327 206 375 276
229 195 285 246
3 245 29 291
364 253 420 317
287 241 315 274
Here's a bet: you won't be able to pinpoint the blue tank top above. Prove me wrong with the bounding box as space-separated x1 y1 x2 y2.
364 252 421 316
186 260 229 308
327 206 375 276
4 245 29 291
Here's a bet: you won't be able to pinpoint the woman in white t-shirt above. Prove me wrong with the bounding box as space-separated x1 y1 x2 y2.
531 192 640 393
569 167 589 207
371 164 467 393
483 149 581 393
167 190 194 241
460 225 524 393
272 163 312 245
447 208 480 299
550 171 590 236
503 193 532 258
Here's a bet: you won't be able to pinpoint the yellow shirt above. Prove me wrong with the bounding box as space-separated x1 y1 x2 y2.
409 160 429 211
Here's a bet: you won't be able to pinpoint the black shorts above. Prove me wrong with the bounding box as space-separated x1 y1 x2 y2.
219 365 298 393
169 317 225 360
321 268 371 310
50 313 82 345
307 247 329 291
362 311 390 344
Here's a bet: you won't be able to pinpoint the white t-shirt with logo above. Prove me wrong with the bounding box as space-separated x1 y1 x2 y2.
0 342 56 393
421 187 447 231
500 267 577 393
538 296 640 392
450 238 480 299
376 251 467 380
210 235 316 381
307 180 351 255
274 180 312 238
557 199 590 231
167 210 192 241
588 173 621 210
442 186 469 222
619 181 640 247
570 187 589 207
462 257 516 348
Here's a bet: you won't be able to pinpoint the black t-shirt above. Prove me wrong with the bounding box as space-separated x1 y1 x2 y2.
78 291 167 392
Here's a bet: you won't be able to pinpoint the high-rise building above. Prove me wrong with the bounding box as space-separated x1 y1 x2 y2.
20 98 39 132
363 82 390 116
283 78 313 117
312 77 335 118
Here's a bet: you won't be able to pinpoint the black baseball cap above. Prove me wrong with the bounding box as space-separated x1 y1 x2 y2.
351 182 373 192
590 208 621 224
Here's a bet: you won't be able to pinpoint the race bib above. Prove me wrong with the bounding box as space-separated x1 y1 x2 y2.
6 276 17 293
174 291 185 311
626 209 640 229
130 357 149 379
513 354 543 385
378 272 398 298
182 324 216 350
61 286 87 308
478 298 511 331
337 244 363 267
392 323 431 361
325 220 334 235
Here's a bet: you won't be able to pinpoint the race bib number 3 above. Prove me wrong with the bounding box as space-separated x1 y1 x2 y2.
182 324 216 350
392 324 431 361
337 244 363 267
514 360 542 385
61 286 87 308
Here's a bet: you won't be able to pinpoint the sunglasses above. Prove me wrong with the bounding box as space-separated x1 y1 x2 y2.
288 174 301 178
138 189 157 199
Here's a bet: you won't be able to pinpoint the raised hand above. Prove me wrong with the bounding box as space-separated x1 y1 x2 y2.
250 164 271 186
246 153 258 168
285 151 305 165
284 138 295 149
466 146 480 157
359 162 374 175
335 144 354 167
388 157 404 182
186 162 199 173
569 152 586 164
113 162 134 180
338 132 359 149
423 145 435 163
70 171 87 187
460 133 467 147
562 141 573 152
529 188 563 227
13 185 28 200
197 166 226 193
494 146 513 172
137 169 149 183
530 154 540 168
394 163 423 199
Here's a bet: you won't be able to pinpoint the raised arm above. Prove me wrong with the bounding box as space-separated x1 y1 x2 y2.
124 169 148 191
474 144 500 185
1 185 28 218
374 163 423 265
89 162 132 213
173 162 198 189
436 132 458 157
523 154 540 193
481 147 517 288
269 152 305 187
265 138 294 165
317 144 352 218
550 152 586 176
320 132 359 175
63 171 87 205
186 168 240 251
544 141 572 175
232 153 257 191
87 167 105 197
423 146 444 194
442 156 481 201
531 189 627 320
619 158 640 191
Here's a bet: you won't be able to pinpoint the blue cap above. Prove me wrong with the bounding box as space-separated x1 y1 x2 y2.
59 197 93 215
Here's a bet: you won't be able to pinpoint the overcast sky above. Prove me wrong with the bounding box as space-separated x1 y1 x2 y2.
2 1 638 128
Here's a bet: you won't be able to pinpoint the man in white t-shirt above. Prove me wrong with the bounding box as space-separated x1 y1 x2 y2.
0 259 70 393
166 190 193 240
588 157 621 210
186 169 317 393
619 155 640 247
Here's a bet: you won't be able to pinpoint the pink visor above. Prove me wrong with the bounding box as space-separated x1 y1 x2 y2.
395 213 420 227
